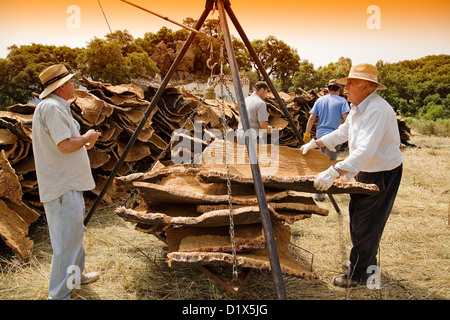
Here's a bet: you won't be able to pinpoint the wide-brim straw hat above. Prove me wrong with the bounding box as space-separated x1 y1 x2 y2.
39 64 77 99
337 63 387 90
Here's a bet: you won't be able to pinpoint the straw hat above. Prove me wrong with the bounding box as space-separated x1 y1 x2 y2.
337 63 387 90
39 64 77 99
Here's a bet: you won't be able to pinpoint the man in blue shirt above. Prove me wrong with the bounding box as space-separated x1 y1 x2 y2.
304 79 350 201
304 79 350 161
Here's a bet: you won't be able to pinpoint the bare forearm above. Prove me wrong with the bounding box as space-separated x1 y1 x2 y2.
57 129 101 153
57 136 89 153
305 116 315 134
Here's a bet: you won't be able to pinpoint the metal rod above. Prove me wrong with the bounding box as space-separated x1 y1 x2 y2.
98 0 113 34
120 0 220 43
223 1 303 146
328 193 342 215
84 1 215 226
217 0 286 300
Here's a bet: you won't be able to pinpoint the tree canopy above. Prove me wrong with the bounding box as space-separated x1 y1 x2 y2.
377 55 450 118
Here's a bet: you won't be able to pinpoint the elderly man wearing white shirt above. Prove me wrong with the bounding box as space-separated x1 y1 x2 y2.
300 63 403 288
33 64 101 299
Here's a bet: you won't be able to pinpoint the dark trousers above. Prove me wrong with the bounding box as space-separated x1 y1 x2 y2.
346 164 403 281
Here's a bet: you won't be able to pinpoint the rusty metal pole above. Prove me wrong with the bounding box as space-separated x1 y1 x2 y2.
216 0 286 300
84 0 215 226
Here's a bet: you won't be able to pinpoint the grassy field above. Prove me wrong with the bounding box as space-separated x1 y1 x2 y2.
0 134 448 300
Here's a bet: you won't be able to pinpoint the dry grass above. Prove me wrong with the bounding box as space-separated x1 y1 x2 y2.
0 135 449 300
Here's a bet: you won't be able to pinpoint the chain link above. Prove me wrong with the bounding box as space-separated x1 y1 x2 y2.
219 76 238 282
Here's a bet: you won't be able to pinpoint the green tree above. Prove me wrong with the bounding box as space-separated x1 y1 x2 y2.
377 55 450 116
124 52 159 79
77 32 159 85
77 38 129 84
314 57 352 88
291 59 317 91
0 44 83 106
251 36 300 91
421 103 445 120
177 18 251 79
105 29 143 56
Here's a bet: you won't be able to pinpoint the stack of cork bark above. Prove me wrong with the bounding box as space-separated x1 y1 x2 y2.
114 140 379 278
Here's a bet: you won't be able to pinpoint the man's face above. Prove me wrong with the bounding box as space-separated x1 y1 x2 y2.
258 88 269 100
61 79 76 100
345 79 370 106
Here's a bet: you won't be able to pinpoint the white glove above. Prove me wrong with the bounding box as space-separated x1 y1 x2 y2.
300 139 318 155
314 166 341 191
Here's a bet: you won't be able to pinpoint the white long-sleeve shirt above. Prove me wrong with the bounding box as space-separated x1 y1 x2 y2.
320 92 403 180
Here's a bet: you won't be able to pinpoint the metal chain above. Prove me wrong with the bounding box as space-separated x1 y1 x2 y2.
216 23 239 280
219 79 238 282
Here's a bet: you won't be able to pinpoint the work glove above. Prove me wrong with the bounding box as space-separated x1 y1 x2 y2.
314 166 341 191
300 139 318 155
303 133 311 143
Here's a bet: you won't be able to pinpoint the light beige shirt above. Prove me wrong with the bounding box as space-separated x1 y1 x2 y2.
32 94 95 203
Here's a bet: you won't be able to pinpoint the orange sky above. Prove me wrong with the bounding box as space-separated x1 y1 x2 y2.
0 0 449 67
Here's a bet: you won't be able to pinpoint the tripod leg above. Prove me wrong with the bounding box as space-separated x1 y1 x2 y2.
328 193 342 215
84 3 214 226
217 0 286 300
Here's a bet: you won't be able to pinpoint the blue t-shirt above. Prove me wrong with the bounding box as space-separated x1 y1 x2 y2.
309 94 350 138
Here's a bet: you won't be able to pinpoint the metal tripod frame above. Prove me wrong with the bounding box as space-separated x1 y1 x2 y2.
84 0 335 300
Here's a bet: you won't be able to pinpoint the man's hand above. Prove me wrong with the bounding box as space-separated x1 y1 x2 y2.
300 139 318 154
84 129 101 150
314 166 341 191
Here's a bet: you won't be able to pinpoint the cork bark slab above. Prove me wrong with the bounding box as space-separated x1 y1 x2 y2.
116 203 313 229
167 222 316 279
131 180 325 206
166 223 266 253
0 200 34 261
114 141 378 196
73 90 114 126
194 140 379 195
0 150 40 260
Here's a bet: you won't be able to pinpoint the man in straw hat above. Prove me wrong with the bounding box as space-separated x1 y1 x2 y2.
32 64 101 299
300 63 403 288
